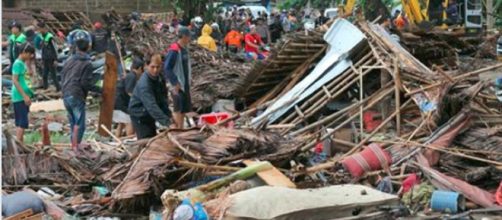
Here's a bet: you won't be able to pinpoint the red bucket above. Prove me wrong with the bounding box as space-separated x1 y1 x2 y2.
198 112 233 128
342 143 392 178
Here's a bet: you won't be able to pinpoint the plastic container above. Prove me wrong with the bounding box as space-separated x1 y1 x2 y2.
198 112 233 128
342 143 392 178
431 191 465 214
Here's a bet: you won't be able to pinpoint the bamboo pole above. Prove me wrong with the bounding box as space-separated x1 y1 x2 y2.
281 53 375 124
405 63 502 97
286 54 376 124
394 58 402 136
176 160 240 171
359 66 364 141
384 140 502 167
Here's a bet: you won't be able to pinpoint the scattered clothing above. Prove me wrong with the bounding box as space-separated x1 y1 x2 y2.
2 191 45 218
402 182 435 208
197 24 217 52
401 173 420 194
112 110 131 124
376 176 394 194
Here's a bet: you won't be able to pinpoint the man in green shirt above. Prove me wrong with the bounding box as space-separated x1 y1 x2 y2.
11 43 35 143
3 21 27 73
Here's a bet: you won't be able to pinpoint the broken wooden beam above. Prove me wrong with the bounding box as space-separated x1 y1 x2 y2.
98 52 118 137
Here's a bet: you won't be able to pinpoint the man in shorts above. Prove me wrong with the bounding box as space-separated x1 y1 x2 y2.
11 43 35 143
164 27 192 128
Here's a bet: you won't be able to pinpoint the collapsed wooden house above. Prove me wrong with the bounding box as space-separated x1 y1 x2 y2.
236 31 327 107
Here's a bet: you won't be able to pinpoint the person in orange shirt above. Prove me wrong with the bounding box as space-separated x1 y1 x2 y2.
394 13 407 30
224 26 243 53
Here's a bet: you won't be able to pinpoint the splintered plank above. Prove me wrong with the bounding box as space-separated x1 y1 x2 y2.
243 160 296 188
98 52 118 137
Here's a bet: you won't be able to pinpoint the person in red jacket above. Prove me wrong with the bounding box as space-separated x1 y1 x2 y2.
244 25 266 60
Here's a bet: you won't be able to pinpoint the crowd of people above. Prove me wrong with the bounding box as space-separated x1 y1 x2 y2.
2 17 196 149
157 7 328 60
2 6 334 149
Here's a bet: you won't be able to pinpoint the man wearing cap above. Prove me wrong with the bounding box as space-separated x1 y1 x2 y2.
91 22 109 55
3 21 27 73
164 27 192 128
256 18 271 44
37 22 60 91
61 30 102 150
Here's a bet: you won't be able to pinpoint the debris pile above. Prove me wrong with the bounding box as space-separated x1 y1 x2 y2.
104 10 253 109
2 10 502 220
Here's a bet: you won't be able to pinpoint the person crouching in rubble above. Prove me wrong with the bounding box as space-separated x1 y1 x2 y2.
113 58 144 137
61 30 102 150
245 25 267 60
11 43 35 143
128 54 172 139
197 24 218 52
164 27 193 129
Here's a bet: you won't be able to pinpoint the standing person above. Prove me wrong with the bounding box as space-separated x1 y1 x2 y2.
270 14 283 43
37 22 60 91
91 22 109 55
61 30 102 149
197 24 217 52
4 21 27 73
256 18 271 44
316 10 329 27
210 23 223 46
67 21 92 54
128 54 171 139
11 43 36 143
245 25 266 60
164 27 192 129
113 58 144 137
224 25 243 53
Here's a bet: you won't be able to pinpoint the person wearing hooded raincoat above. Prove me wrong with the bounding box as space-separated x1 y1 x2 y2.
197 24 217 52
